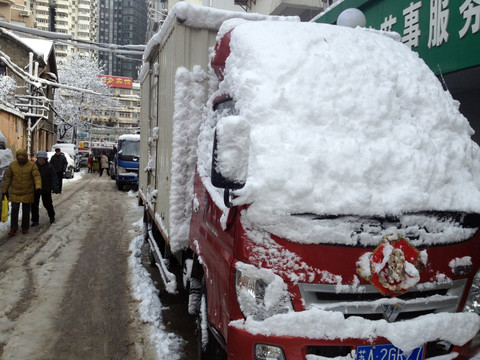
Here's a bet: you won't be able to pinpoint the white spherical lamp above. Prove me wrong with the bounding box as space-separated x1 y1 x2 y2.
337 8 366 28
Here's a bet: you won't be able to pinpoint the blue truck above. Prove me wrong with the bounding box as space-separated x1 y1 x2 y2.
113 134 140 190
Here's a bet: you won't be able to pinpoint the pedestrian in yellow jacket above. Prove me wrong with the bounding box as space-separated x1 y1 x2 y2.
1 149 42 236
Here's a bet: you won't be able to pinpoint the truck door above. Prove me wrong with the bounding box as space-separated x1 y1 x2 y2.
148 63 159 196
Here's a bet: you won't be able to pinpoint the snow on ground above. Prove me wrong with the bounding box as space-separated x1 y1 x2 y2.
128 219 185 359
0 166 177 359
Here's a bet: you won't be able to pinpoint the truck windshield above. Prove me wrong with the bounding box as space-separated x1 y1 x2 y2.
119 140 140 156
253 211 480 248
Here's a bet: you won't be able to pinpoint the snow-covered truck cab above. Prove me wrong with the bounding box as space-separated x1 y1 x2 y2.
190 19 480 360
139 3 480 360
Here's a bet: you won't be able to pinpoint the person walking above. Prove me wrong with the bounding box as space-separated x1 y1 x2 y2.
31 151 59 226
50 148 67 193
87 154 93 173
99 152 110 177
1 149 42 236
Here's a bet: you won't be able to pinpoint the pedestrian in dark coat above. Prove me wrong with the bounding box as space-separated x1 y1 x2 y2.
1 149 42 236
32 151 59 226
50 148 67 193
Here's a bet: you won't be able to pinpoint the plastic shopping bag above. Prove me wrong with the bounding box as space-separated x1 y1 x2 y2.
1 195 8 223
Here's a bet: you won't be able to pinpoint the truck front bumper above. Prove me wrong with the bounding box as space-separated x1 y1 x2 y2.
117 174 138 185
226 309 480 360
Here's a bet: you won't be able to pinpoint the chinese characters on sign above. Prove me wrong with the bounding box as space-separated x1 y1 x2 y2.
402 1 422 48
380 0 480 49
459 0 480 37
428 0 449 48
98 75 133 89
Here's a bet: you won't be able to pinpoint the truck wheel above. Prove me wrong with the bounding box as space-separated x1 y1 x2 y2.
196 280 227 360
117 181 123 191
188 277 201 315
142 211 155 266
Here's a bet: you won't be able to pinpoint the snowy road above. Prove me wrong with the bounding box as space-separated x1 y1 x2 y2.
0 171 157 359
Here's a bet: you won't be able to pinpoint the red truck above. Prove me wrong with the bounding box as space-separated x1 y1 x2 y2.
139 3 480 360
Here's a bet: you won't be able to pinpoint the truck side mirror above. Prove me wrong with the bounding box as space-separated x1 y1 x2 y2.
211 115 249 191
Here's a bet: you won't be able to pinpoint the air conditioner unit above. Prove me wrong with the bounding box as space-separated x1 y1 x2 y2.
19 10 31 17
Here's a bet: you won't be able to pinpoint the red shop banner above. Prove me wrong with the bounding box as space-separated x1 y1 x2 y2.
98 75 133 89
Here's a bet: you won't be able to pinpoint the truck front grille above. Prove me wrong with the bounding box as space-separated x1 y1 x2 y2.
298 279 466 321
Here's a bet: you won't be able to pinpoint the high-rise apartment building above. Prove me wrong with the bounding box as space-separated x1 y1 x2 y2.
25 0 98 60
0 0 35 28
98 0 147 80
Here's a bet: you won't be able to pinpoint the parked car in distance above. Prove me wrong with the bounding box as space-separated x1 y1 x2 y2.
78 154 88 168
47 151 75 179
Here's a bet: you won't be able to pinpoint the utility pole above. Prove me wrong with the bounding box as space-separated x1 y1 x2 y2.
27 52 34 158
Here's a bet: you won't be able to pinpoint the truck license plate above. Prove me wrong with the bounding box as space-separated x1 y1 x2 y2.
356 344 424 360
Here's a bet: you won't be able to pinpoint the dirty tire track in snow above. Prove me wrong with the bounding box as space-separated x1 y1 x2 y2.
51 177 132 359
0 172 153 360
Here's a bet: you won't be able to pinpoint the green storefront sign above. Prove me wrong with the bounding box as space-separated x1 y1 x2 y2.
316 0 480 75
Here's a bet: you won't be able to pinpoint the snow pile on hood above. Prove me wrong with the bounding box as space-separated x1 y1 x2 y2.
204 20 480 218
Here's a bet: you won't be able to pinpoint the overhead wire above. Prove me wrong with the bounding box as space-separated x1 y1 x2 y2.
0 20 146 55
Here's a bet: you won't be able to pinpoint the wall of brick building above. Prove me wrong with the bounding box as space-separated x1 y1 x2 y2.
0 105 26 154
1 31 57 157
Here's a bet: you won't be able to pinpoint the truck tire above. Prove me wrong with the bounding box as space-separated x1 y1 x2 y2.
196 280 227 360
117 181 123 191
143 211 155 267
188 277 201 315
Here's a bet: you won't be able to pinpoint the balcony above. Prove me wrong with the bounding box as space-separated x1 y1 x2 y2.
35 2 49 10
243 0 324 22
270 0 323 21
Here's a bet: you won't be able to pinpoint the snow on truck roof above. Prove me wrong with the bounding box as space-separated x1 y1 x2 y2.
118 134 140 141
141 2 298 67
197 20 480 218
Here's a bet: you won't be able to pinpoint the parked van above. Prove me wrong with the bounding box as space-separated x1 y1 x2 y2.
50 143 80 171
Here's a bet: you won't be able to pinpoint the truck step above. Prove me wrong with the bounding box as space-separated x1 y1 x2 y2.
147 229 177 294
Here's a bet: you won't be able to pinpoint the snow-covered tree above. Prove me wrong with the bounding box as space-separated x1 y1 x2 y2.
0 75 17 104
53 54 120 141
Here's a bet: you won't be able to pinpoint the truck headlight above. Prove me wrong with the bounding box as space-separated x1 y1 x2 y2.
117 166 126 174
255 344 286 360
235 262 292 321
464 269 480 314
